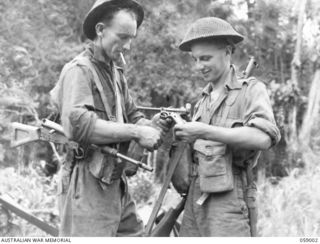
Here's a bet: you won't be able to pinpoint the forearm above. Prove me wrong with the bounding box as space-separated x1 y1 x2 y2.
199 124 271 150
88 119 140 145
135 117 152 126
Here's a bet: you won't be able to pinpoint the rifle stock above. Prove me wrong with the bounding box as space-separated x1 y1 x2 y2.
150 197 186 237
10 122 41 147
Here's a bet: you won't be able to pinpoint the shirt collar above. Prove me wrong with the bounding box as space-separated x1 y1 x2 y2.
225 65 242 90
87 42 124 72
86 42 112 69
201 65 242 96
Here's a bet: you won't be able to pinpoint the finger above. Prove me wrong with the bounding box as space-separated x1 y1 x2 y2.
160 131 166 138
157 121 171 132
174 129 184 136
146 146 154 152
158 138 163 146
158 122 170 131
174 123 184 129
153 143 159 150
157 127 167 135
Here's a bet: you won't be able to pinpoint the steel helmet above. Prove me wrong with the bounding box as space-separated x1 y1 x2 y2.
179 17 244 52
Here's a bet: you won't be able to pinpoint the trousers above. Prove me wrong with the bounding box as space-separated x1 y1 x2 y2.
57 160 144 236
179 169 251 237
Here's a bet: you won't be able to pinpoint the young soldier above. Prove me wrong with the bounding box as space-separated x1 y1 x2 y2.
50 0 164 236
174 17 281 236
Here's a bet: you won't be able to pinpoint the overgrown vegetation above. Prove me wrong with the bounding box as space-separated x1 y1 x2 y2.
258 164 320 236
0 167 58 236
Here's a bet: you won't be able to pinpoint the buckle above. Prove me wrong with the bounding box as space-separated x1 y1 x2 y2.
74 147 85 160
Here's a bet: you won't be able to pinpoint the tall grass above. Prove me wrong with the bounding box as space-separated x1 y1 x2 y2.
258 163 320 236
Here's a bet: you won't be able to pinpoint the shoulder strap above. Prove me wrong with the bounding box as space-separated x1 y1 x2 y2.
237 77 256 118
112 65 124 123
75 57 115 121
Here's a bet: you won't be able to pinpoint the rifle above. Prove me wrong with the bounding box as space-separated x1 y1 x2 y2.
137 103 192 126
145 113 188 236
242 56 259 237
10 119 153 172
137 104 191 115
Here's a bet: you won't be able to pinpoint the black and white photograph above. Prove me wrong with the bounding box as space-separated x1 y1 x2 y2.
0 0 319 241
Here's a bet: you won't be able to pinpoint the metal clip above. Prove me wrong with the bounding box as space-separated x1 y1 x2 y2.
196 193 210 205
74 147 84 160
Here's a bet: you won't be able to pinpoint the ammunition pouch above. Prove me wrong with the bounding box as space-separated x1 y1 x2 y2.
170 142 193 195
86 147 125 185
67 142 126 185
193 139 233 193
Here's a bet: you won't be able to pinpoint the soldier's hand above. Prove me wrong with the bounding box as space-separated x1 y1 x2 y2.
151 113 172 136
135 125 162 151
174 122 204 142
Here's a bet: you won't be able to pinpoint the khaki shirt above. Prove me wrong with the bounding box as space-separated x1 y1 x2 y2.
193 65 280 146
50 43 144 146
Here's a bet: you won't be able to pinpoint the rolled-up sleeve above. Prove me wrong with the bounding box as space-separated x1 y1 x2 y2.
51 64 98 145
121 75 145 124
243 79 281 147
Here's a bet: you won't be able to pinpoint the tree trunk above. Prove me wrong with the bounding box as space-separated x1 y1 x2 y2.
288 0 306 161
299 69 320 146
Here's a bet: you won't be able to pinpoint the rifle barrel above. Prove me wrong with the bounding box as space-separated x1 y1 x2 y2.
100 145 153 172
137 106 189 114
117 153 153 172
243 56 258 78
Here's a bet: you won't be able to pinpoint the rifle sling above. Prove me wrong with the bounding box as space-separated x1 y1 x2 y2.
145 142 187 235
76 57 122 123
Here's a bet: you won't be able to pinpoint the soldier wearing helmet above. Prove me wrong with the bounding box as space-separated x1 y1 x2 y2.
50 0 167 236
174 17 281 236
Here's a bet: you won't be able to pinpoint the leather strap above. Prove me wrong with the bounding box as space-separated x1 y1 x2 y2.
145 142 188 235
75 57 123 123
